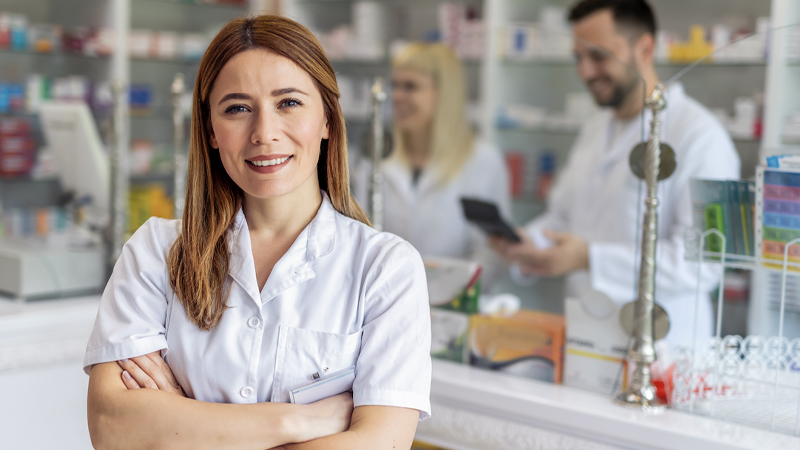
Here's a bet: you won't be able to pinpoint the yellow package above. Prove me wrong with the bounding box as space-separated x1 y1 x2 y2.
469 310 565 383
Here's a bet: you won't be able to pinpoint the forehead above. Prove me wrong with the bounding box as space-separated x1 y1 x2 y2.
572 9 625 49
210 48 318 98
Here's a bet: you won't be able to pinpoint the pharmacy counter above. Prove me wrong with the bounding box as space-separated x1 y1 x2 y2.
3 296 798 450
416 359 800 450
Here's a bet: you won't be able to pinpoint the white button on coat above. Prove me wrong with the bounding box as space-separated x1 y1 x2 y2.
240 387 253 398
248 317 260 329
522 83 740 349
83 192 432 419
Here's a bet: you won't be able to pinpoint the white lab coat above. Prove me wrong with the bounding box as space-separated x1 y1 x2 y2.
525 83 740 349
354 140 511 289
84 192 432 419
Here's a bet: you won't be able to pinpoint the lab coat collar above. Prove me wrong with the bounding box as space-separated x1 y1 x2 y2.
226 190 336 305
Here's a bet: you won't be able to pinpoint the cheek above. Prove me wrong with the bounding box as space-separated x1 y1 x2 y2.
420 94 437 120
286 114 325 158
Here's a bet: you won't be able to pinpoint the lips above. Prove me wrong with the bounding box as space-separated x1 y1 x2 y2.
244 154 293 174
247 156 292 167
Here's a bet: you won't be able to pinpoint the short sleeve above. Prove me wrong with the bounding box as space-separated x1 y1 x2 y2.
353 240 432 420
83 217 172 375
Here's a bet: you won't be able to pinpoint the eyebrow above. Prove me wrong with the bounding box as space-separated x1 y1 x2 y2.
217 88 310 106
272 87 309 97
218 93 251 105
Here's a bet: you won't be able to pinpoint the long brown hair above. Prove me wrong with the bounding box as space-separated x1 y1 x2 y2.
168 15 370 331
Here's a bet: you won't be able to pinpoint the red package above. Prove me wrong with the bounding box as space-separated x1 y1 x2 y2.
505 152 525 198
0 118 35 177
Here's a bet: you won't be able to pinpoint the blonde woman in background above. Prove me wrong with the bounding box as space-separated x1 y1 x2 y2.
356 42 510 288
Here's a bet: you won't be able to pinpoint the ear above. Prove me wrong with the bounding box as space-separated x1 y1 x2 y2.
636 32 655 65
321 118 330 140
208 121 219 149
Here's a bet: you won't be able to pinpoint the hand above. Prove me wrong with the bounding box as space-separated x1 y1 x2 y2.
490 229 589 277
117 352 186 397
292 392 354 444
488 227 534 264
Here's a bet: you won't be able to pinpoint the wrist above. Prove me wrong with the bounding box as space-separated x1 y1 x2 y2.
279 405 312 443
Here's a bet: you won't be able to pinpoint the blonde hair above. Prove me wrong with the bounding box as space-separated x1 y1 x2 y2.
390 43 474 184
168 15 369 331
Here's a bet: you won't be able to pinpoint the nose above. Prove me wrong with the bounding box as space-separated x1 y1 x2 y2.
251 108 280 145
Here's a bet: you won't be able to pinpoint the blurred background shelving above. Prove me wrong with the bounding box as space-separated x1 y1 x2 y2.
0 0 264 233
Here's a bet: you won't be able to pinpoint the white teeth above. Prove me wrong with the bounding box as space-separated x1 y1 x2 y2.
250 157 289 167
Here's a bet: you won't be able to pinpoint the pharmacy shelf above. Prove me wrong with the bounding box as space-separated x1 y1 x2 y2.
501 58 769 67
497 125 763 144
0 48 206 66
497 125 580 136
0 48 113 61
130 171 174 183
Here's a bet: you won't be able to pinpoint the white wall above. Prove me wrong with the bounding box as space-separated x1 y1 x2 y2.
0 360 92 450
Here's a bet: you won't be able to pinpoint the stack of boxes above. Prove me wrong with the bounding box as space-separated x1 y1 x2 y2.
0 118 35 177
438 3 485 61
503 7 572 61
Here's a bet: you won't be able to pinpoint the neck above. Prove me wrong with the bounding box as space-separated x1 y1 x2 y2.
614 64 660 120
242 181 322 239
402 123 433 169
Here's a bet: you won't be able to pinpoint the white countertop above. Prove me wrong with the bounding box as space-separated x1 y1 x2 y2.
2 296 797 450
418 359 800 450
0 295 100 372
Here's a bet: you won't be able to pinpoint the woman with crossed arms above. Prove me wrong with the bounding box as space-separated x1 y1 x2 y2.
85 15 431 450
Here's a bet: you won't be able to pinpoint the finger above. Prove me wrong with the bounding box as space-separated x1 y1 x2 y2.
118 358 159 390
507 242 540 261
516 228 533 245
144 352 182 392
131 354 174 392
489 237 509 255
543 229 567 243
519 263 546 276
120 370 140 390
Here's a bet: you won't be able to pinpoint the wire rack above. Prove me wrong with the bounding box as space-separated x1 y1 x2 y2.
673 229 800 436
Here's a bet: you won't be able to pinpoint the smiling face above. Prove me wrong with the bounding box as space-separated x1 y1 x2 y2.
572 9 641 108
391 69 438 134
207 48 329 201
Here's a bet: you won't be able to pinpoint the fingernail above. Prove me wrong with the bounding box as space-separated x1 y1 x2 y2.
122 370 131 380
120 359 129 364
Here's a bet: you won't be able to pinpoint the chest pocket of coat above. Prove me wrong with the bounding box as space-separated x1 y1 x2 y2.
272 325 362 403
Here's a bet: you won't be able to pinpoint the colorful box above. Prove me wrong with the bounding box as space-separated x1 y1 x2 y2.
468 310 564 383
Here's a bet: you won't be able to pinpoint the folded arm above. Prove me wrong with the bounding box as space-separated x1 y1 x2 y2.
275 406 419 450
88 361 352 450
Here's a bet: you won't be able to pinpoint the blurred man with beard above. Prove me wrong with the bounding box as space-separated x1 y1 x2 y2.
490 0 740 348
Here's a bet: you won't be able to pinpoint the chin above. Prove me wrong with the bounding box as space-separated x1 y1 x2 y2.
240 180 294 200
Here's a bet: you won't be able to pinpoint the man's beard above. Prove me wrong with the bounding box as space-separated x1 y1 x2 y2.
589 72 640 109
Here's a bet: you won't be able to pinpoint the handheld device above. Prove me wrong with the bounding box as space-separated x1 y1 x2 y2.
460 198 521 242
